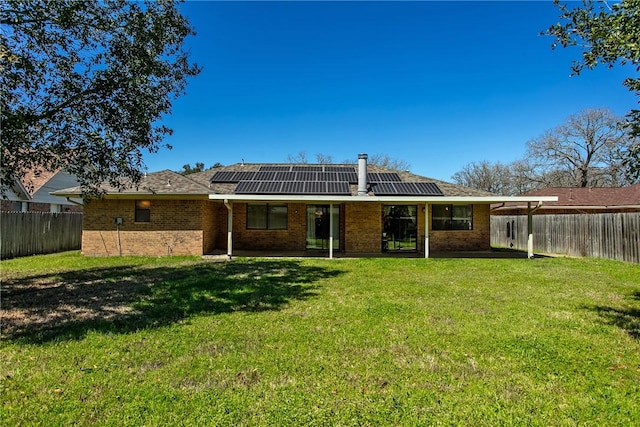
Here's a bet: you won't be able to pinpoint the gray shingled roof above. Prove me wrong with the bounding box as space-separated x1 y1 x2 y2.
53 170 211 197
53 163 496 198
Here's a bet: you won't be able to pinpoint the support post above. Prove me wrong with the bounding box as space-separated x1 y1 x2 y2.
424 203 429 258
329 203 334 259
527 201 533 259
224 199 233 260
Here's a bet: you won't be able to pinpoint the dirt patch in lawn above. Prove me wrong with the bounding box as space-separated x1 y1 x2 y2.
1 259 328 342
1 266 157 340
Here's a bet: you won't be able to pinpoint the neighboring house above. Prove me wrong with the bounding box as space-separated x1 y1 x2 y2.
53 154 556 257
1 169 83 212
492 185 640 215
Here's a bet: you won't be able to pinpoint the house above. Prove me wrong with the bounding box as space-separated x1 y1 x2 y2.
1 169 83 212
53 154 556 258
491 185 640 215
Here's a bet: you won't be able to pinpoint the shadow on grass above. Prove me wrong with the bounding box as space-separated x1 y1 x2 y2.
2 259 342 344
587 291 640 340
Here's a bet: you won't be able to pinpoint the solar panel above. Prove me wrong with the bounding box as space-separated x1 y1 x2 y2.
296 171 317 181
339 172 358 183
326 182 351 194
235 181 261 193
259 166 291 172
393 182 418 195
210 171 238 183
305 181 325 193
377 173 401 182
371 182 444 195
235 171 257 181
318 172 342 182
274 171 291 181
413 182 444 196
368 172 401 182
258 181 283 193
281 181 305 193
292 166 322 172
370 182 396 195
253 171 277 181
325 166 356 173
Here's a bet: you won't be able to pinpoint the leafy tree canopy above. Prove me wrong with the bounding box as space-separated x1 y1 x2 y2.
179 162 222 175
1 0 200 196
546 0 640 179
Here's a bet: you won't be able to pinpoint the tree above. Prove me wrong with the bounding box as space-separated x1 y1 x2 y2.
287 151 412 171
179 162 222 175
451 160 541 196
180 162 205 175
546 0 640 179
367 154 411 172
526 109 634 187
286 151 309 164
1 0 200 196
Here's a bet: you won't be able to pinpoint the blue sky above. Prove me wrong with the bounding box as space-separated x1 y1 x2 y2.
147 1 636 181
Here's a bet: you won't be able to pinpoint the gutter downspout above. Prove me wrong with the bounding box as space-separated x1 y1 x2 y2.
65 197 84 207
527 201 543 259
224 199 233 260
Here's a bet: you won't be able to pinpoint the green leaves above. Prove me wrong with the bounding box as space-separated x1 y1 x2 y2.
0 0 200 197
546 0 640 180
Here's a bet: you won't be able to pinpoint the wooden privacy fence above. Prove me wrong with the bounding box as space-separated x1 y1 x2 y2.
491 213 640 263
1 212 82 259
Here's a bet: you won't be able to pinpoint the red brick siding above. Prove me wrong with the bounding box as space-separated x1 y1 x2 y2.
229 202 307 251
427 204 490 251
82 199 492 256
344 202 383 253
82 199 207 256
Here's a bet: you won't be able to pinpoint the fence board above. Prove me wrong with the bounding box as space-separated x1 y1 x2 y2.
491 213 640 263
1 212 82 259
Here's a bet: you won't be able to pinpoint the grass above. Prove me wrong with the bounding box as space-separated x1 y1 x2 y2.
1 252 639 426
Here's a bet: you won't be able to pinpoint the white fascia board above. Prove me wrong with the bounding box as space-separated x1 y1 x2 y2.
209 194 559 204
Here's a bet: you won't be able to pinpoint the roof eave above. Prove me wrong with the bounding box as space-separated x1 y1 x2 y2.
209 194 559 203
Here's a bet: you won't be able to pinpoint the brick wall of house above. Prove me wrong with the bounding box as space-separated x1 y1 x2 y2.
202 201 221 254
82 199 492 256
427 204 491 251
0 200 22 211
344 202 383 253
229 202 308 251
82 198 207 256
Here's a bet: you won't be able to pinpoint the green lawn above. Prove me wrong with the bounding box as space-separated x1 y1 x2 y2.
1 252 639 426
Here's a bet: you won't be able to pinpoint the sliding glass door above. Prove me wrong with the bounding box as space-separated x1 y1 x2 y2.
382 205 417 251
306 205 340 250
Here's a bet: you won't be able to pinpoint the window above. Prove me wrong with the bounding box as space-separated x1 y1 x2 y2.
135 200 151 222
432 204 473 230
247 203 287 230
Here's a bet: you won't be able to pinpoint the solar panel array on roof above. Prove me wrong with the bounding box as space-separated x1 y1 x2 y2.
211 170 358 183
371 182 444 196
212 167 443 196
235 181 351 195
